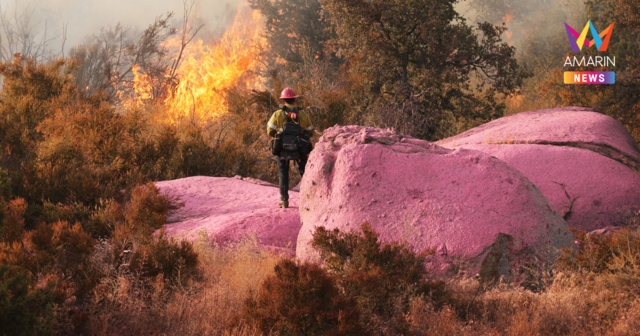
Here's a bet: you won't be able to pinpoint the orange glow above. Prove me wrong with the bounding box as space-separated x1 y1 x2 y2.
132 64 154 103
502 10 514 26
506 92 523 109
503 10 514 40
129 3 265 122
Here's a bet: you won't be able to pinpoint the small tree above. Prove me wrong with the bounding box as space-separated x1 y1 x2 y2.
322 0 529 139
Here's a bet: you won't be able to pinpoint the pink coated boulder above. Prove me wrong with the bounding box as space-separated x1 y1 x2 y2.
296 125 573 278
437 106 640 169
438 107 640 231
156 176 301 253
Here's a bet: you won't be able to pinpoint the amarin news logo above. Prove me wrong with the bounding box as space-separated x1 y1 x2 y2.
563 21 616 84
564 21 615 52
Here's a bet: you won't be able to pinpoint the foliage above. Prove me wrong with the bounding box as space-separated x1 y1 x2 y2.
2 198 27 244
128 232 200 284
0 54 270 232
312 223 441 332
0 168 9 240
0 221 96 296
557 214 640 292
0 265 58 336
251 0 529 141
243 258 364 335
320 0 529 140
70 6 203 101
528 0 640 143
122 183 180 238
249 0 336 66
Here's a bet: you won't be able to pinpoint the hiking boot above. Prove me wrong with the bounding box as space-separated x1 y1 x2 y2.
278 200 289 208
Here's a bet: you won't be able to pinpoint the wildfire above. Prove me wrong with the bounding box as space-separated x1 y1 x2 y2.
131 3 265 122
503 10 514 40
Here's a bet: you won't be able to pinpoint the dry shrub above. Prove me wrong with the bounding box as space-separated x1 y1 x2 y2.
609 298 640 335
0 265 59 336
163 235 282 335
407 222 640 335
104 182 180 243
406 297 466 336
128 232 200 284
2 197 27 243
124 183 179 235
85 235 281 335
39 201 93 229
0 220 96 333
311 223 441 333
243 258 363 335
0 221 97 298
557 223 640 290
86 270 172 335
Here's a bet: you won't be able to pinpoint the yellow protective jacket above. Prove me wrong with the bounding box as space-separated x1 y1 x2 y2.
266 104 313 137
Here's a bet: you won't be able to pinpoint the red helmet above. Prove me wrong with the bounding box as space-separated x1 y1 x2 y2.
280 87 298 99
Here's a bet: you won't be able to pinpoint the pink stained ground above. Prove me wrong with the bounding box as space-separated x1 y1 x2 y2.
156 176 301 253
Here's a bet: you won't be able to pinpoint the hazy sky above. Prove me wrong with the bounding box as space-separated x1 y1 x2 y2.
0 0 245 55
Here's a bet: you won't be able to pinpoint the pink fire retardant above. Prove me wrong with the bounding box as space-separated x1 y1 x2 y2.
438 107 640 231
296 125 573 277
156 176 301 254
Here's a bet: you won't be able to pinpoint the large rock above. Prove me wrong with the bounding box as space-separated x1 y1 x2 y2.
438 107 640 231
296 125 573 278
157 176 301 254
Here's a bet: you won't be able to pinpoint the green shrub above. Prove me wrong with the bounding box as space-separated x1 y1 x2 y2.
0 265 58 336
243 258 364 335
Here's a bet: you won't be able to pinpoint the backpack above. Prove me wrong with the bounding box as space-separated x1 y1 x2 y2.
280 108 302 160
269 105 312 159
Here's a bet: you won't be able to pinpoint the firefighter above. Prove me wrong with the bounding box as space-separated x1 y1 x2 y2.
267 87 314 208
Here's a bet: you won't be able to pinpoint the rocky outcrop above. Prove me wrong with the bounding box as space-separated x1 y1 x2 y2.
296 125 573 278
157 176 301 254
438 107 640 231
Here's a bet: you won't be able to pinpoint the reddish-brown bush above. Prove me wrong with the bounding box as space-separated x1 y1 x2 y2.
128 233 200 284
2 198 27 244
0 220 97 299
243 258 364 335
312 223 440 332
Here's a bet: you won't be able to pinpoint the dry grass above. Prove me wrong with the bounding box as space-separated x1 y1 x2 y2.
402 266 640 336
84 234 282 335
77 222 640 335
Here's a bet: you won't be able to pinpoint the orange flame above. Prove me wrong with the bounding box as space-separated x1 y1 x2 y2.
130 3 264 122
503 10 514 40
132 64 155 103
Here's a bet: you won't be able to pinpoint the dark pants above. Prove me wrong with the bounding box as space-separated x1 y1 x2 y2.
278 155 307 201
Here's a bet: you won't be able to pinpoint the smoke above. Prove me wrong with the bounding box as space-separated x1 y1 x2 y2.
0 0 245 58
455 0 585 50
